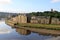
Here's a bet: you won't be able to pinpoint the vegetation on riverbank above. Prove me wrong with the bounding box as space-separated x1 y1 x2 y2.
28 10 60 18
17 23 60 30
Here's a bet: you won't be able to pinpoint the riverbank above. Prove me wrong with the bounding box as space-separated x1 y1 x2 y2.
5 20 60 36
5 19 60 30
17 23 60 30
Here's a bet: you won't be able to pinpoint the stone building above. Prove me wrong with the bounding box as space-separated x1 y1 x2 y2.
51 17 60 24
30 16 50 24
9 13 60 24
10 17 18 23
30 16 38 23
10 14 27 24
17 14 27 23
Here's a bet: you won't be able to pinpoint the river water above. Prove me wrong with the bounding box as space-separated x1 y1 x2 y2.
0 21 60 40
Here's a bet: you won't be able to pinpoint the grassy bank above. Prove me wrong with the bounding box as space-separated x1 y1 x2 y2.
17 23 60 30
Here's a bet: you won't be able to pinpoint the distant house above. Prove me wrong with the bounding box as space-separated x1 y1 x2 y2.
30 16 50 24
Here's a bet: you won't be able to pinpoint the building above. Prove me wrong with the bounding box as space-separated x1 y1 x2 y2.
10 17 18 23
17 14 27 23
30 16 50 24
9 14 27 24
9 13 60 24
51 17 60 24
30 16 38 23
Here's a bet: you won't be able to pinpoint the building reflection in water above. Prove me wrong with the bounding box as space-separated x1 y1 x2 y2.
16 28 59 37
16 28 31 35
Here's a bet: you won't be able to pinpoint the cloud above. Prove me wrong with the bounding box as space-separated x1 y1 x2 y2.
0 0 12 4
0 28 11 34
51 0 60 3
0 8 20 13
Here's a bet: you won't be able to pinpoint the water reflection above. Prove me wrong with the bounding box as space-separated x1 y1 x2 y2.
15 27 60 37
0 21 60 40
16 28 31 35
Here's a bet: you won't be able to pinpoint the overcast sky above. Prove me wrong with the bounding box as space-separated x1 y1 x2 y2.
0 0 60 13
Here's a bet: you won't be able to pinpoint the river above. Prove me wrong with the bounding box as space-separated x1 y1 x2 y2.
0 21 60 40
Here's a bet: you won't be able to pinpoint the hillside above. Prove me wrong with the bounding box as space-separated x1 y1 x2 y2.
0 12 18 18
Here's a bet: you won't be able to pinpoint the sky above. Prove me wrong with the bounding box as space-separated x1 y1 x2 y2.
0 0 60 13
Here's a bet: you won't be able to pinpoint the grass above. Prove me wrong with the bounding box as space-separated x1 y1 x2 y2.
17 23 60 30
